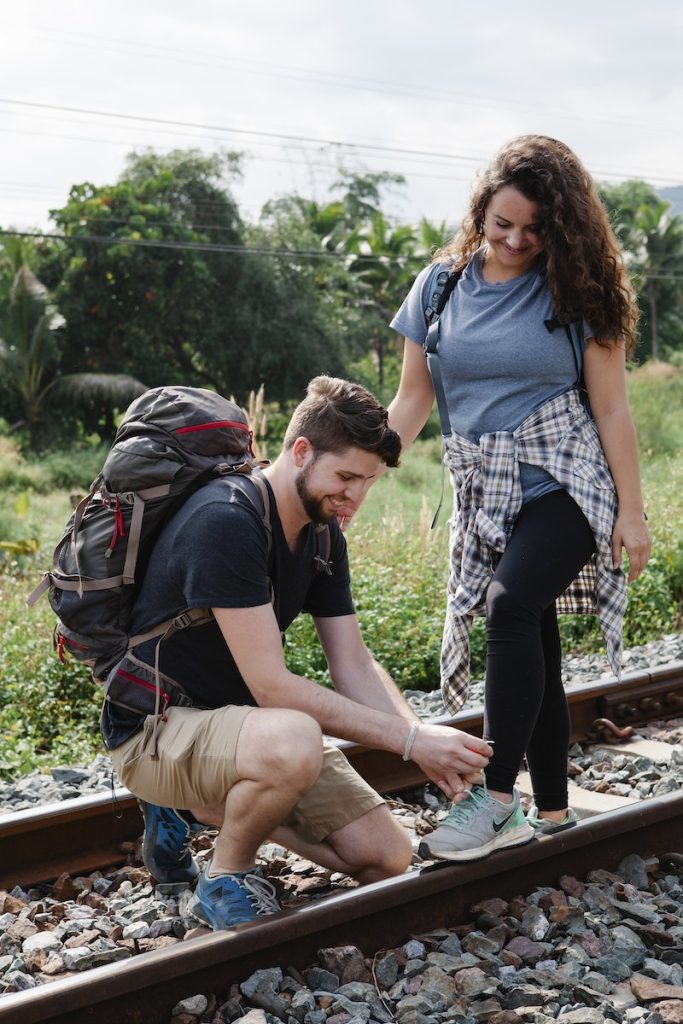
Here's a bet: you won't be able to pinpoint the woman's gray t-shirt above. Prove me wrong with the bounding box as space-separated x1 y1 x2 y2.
390 252 589 502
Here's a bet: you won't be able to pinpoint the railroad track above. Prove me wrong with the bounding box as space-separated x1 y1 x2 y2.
2 663 681 891
1 661 682 1024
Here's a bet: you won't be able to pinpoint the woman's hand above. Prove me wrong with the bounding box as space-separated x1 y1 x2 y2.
612 511 651 582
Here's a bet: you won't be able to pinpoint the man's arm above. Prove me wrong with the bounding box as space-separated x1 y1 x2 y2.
212 604 490 801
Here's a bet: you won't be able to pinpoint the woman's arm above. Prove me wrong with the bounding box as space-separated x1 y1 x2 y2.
387 337 436 450
583 340 651 582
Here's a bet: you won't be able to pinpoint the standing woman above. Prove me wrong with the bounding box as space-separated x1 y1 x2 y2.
388 135 651 861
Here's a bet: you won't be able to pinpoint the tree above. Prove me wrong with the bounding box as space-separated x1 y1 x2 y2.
632 201 683 360
40 149 246 389
599 181 683 359
344 212 417 389
0 264 144 446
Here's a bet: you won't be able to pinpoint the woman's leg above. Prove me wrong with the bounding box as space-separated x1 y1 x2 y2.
483 489 595 803
524 602 572 811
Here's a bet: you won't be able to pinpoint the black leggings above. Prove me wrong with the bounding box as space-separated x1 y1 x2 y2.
482 488 596 810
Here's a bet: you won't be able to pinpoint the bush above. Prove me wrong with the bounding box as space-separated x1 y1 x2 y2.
627 362 683 459
0 557 101 778
287 510 448 690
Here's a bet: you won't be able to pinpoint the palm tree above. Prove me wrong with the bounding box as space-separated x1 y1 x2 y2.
632 201 683 360
344 212 417 389
0 264 145 447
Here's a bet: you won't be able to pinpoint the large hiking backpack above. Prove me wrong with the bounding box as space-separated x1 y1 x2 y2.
28 385 266 692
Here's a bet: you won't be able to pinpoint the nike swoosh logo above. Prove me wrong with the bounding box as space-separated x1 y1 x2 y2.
492 809 516 832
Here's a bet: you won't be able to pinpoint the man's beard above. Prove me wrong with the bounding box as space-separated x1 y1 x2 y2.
295 460 337 526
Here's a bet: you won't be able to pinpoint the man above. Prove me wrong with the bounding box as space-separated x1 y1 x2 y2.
103 376 491 929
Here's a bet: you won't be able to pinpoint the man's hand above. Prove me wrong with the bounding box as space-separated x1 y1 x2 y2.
410 724 492 802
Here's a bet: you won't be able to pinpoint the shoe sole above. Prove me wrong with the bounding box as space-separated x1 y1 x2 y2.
188 894 257 930
188 896 214 928
418 823 535 862
532 818 578 835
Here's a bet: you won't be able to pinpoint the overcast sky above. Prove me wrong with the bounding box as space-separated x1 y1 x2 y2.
1 0 682 234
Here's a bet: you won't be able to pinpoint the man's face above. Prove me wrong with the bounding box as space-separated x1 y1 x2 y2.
295 445 383 526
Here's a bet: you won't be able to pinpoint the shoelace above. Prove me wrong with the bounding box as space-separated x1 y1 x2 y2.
243 872 280 915
443 785 489 827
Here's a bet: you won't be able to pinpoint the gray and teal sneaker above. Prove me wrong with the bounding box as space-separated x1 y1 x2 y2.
418 783 534 862
139 801 206 885
527 804 578 834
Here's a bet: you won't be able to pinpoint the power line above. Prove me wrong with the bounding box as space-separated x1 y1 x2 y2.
5 20 683 137
2 229 682 281
0 98 486 166
1 97 682 188
0 227 415 263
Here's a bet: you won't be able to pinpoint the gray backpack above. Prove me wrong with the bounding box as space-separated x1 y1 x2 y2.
29 385 329 717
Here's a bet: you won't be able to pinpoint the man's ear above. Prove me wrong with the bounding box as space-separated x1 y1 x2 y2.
291 436 314 468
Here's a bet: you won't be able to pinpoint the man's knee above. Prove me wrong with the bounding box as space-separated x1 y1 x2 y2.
238 708 323 791
332 807 413 880
371 825 413 878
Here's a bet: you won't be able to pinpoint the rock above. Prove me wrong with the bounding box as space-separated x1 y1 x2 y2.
63 945 131 970
652 1002 683 1024
596 953 634 983
7 919 38 942
318 947 371 985
503 937 549 965
21 931 63 955
618 855 651 891
172 994 208 1016
559 1009 609 1024
4 970 37 991
0 892 27 915
631 977 683 1001
454 966 498 999
373 952 399 989
240 967 283 999
559 876 586 898
461 932 502 958
304 966 339 991
50 873 76 901
122 921 151 940
471 898 509 917
520 907 550 942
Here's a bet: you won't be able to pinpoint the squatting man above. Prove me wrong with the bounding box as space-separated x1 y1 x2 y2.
102 376 491 929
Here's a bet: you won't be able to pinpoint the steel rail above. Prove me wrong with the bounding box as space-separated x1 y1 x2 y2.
1 662 682 890
1 790 682 1024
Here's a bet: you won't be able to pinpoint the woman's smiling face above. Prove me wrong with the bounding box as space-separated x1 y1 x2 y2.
482 185 544 279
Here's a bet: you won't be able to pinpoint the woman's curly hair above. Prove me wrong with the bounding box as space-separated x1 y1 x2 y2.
435 135 639 354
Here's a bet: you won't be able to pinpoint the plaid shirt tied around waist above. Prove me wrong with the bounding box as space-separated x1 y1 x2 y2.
440 388 627 714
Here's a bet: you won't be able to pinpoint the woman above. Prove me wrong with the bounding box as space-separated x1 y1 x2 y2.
388 135 651 862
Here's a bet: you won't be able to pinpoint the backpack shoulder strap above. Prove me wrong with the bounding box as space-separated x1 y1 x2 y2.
544 314 591 415
423 267 463 437
313 524 332 575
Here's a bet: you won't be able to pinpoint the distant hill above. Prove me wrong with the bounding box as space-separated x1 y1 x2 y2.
659 186 683 216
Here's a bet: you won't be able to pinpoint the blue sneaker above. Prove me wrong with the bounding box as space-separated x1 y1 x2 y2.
189 865 280 929
418 783 534 862
139 801 205 884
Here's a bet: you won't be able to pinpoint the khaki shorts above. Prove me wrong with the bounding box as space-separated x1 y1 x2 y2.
111 705 383 844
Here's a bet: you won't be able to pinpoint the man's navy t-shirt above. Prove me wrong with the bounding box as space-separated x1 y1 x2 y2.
101 475 354 749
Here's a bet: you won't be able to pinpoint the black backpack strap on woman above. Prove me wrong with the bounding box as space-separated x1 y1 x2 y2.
424 268 463 437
